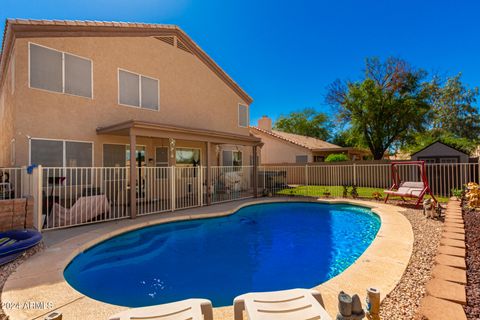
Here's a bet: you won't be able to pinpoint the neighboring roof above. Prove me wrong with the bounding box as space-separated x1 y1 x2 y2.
0 19 252 104
410 141 468 157
250 126 341 150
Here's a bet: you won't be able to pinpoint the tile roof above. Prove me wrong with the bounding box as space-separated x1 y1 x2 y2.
0 19 252 104
251 126 341 150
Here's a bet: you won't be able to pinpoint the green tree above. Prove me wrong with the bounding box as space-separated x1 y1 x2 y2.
326 57 431 159
406 131 476 155
274 108 330 140
426 73 480 140
403 73 480 154
331 129 362 147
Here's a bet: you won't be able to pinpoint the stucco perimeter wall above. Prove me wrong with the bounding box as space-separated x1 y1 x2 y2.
254 131 311 164
0 197 34 232
11 36 250 166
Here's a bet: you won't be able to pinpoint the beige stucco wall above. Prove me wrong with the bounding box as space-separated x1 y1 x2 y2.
0 48 16 167
8 36 251 166
252 131 311 164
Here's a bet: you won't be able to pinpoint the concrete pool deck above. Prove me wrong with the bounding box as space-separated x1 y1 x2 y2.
2 197 414 320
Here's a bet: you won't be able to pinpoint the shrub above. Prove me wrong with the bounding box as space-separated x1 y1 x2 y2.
325 153 349 162
451 188 463 200
351 185 359 198
372 191 383 200
342 184 349 197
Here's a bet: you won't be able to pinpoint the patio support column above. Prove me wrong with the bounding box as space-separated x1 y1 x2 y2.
129 130 137 219
206 141 212 206
253 145 258 197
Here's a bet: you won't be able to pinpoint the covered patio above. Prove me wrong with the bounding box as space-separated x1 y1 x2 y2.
96 120 262 218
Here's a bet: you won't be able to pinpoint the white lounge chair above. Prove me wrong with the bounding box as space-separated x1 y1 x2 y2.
108 298 213 320
50 195 110 227
233 288 332 320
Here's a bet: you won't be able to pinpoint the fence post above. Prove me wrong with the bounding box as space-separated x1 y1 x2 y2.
478 159 480 185
171 166 176 212
32 165 43 232
305 165 309 196
263 166 266 192
353 163 357 186
198 166 203 206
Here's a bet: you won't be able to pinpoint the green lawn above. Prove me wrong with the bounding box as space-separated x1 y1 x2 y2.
276 185 449 203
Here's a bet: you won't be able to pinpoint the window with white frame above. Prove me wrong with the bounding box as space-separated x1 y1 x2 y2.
223 150 242 167
30 139 93 167
118 69 159 110
238 104 248 127
29 43 92 98
176 148 200 167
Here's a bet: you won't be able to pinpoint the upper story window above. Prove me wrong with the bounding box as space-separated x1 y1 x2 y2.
118 69 159 110
29 43 93 98
238 104 248 127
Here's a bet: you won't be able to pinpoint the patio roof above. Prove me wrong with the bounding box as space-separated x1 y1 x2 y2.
96 120 262 146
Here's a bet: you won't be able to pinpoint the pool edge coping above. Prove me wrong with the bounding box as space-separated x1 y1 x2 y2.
2 197 414 319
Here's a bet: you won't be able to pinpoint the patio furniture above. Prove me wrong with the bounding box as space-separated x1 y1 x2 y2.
108 298 213 320
233 288 332 320
49 195 110 228
384 161 436 207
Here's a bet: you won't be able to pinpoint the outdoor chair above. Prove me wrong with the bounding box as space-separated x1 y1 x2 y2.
49 195 110 228
384 181 425 198
108 298 213 320
233 288 332 320
383 161 436 207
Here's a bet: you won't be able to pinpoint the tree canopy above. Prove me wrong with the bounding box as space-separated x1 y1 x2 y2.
274 58 479 160
274 108 330 140
400 73 480 155
425 73 480 140
326 57 431 159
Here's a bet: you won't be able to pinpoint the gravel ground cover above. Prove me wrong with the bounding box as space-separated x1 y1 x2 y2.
379 205 443 320
0 242 44 320
463 207 480 319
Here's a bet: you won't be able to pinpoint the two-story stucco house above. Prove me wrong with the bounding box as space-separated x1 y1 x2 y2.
0 19 261 170
0 19 263 216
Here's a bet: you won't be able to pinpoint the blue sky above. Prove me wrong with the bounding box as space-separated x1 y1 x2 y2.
1 0 479 125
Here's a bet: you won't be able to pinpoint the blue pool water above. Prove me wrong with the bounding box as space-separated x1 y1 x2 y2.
64 202 380 307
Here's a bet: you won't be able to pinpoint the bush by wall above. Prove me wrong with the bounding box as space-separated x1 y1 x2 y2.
325 153 349 162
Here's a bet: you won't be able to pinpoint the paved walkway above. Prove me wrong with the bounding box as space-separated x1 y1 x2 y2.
2 197 413 320
418 199 467 320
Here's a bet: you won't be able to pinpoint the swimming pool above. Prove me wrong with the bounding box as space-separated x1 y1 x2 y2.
64 202 380 307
